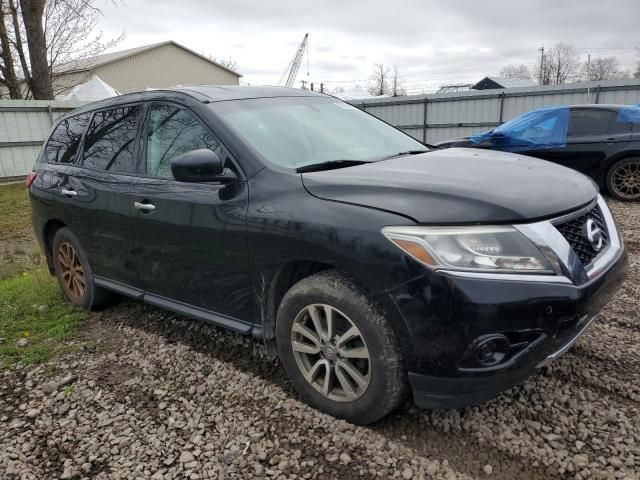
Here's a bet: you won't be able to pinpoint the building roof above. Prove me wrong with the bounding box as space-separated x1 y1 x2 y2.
436 84 473 94
54 41 241 77
472 76 537 90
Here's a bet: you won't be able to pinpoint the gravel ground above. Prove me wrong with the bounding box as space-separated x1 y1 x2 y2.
1 200 639 480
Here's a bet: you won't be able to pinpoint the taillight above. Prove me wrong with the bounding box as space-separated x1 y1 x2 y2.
25 171 37 188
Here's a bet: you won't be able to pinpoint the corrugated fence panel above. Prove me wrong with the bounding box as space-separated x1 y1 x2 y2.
428 97 499 124
0 100 87 179
0 146 42 178
364 101 423 127
354 79 640 145
599 87 640 105
426 126 485 144
3 82 640 180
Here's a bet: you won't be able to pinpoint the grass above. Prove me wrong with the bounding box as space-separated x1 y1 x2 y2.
0 182 32 241
0 268 86 366
0 182 43 279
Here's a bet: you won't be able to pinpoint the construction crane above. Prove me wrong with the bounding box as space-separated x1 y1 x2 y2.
279 33 309 88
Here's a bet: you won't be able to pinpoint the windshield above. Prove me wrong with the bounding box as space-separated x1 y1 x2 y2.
210 96 427 169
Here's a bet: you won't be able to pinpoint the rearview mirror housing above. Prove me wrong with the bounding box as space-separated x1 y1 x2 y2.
170 149 224 182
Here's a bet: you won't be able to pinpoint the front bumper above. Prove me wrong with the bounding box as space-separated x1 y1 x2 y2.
387 247 627 410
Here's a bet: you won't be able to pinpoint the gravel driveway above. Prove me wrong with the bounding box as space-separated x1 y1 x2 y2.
1 201 639 480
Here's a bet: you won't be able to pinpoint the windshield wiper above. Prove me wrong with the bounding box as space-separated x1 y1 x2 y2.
296 160 369 173
380 149 429 160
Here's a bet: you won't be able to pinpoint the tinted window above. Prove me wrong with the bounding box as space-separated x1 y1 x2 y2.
146 104 220 178
46 113 90 164
82 105 141 173
568 109 617 137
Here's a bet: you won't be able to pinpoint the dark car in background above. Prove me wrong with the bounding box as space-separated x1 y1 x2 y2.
28 87 626 424
436 105 640 201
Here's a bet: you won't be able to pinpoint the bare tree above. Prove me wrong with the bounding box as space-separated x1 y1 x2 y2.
213 56 237 71
3 0 123 99
367 63 390 96
390 65 405 96
201 52 238 71
499 64 532 80
44 0 124 96
6 0 32 93
0 1 21 97
19 0 51 98
634 62 640 79
582 56 629 81
533 43 581 85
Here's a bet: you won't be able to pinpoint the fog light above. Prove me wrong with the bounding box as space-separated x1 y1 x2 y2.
462 334 511 368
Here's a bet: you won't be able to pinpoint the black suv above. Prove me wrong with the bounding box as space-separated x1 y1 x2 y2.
436 104 640 201
29 86 627 424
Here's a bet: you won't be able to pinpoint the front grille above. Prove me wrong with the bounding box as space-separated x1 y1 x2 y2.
554 205 609 266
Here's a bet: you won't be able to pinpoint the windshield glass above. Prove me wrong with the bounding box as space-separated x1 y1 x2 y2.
210 96 426 169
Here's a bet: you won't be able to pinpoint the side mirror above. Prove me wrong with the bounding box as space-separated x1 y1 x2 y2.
171 149 224 182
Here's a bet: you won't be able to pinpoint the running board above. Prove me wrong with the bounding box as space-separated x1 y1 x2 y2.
94 276 253 335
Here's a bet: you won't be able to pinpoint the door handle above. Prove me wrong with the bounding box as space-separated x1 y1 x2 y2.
134 201 156 212
60 188 77 197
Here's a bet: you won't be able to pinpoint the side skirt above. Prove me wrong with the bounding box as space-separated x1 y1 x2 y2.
94 276 254 335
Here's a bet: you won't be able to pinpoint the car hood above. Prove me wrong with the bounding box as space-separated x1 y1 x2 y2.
301 148 597 224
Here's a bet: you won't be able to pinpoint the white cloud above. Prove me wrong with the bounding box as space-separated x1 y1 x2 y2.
96 0 640 92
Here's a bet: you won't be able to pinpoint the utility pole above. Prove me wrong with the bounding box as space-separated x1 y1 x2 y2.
586 54 591 101
300 80 307 90
538 46 545 85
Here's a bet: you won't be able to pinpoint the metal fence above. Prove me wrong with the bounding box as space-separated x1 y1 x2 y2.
0 100 87 180
350 78 640 145
2 79 640 179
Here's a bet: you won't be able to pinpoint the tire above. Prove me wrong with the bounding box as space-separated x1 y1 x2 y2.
276 270 406 425
606 157 640 201
51 228 114 310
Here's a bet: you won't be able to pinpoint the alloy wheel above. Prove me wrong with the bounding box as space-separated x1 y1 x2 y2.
290 304 371 402
57 242 86 301
612 161 640 200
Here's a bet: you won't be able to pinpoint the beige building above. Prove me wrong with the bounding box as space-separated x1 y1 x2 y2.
53 41 241 95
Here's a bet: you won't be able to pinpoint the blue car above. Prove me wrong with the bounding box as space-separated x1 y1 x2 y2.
436 104 640 201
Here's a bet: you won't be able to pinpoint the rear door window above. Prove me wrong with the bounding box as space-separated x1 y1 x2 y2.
45 113 91 164
568 109 618 137
82 105 141 173
145 104 221 179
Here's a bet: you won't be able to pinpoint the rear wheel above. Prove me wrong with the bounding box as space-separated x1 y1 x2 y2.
606 157 640 201
52 228 113 309
276 270 406 424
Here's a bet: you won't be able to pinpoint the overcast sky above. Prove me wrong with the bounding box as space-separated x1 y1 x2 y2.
97 0 639 93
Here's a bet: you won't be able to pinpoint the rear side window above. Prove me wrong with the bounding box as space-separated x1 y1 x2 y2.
568 109 618 137
45 113 90 164
146 104 220 179
82 105 141 173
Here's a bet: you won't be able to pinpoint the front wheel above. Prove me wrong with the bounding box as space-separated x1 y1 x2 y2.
52 228 113 309
606 157 640 201
276 270 406 424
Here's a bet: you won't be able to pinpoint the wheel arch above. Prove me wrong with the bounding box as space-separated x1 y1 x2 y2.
258 260 335 355
42 219 67 274
604 152 640 197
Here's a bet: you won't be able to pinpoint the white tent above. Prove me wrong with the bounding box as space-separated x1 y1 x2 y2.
60 75 120 102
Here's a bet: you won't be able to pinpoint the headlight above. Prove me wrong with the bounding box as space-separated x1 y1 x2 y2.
382 225 554 273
